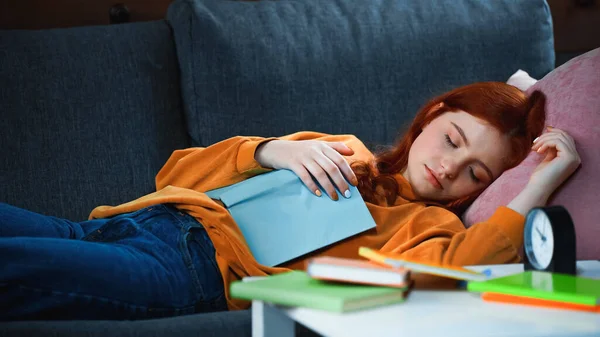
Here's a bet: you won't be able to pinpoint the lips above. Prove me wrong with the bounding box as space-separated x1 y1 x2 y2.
424 165 443 190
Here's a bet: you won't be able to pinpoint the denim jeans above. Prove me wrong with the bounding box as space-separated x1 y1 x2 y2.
0 202 227 321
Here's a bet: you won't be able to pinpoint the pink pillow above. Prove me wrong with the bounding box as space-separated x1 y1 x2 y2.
463 48 600 260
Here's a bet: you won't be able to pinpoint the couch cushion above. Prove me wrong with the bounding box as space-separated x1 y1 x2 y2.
0 21 189 221
167 0 554 148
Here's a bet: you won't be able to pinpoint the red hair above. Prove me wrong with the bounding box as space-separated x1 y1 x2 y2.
351 82 546 214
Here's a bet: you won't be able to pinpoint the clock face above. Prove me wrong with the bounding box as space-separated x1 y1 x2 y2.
525 210 555 270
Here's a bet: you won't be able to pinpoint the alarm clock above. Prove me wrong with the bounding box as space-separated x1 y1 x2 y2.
523 205 577 275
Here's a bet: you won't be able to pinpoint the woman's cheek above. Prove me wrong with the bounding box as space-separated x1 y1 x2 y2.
430 143 445 158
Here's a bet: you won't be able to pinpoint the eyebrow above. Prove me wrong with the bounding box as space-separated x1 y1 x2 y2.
451 122 494 181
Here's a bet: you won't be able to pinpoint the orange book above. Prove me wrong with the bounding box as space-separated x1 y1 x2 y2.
482 292 600 313
358 247 488 282
306 256 410 288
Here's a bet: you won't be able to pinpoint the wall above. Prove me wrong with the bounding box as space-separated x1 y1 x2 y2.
547 0 600 66
0 0 173 29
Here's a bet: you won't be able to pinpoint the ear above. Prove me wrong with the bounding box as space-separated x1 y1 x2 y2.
431 102 445 113
422 102 445 130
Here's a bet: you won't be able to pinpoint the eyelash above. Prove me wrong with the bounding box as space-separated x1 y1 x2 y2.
444 134 458 148
469 168 480 183
445 134 481 183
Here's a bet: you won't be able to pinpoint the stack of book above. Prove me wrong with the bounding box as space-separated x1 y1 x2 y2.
230 247 494 313
230 256 411 313
467 271 600 313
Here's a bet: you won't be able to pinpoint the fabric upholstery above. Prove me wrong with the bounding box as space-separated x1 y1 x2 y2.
0 309 321 337
463 48 600 260
0 21 190 221
0 310 252 337
167 0 554 149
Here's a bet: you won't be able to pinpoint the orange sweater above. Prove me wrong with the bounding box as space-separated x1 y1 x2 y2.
89 131 525 310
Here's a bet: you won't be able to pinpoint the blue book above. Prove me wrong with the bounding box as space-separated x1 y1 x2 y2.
205 169 376 267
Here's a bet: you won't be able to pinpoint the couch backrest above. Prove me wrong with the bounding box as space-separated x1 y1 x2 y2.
0 21 189 220
167 0 555 150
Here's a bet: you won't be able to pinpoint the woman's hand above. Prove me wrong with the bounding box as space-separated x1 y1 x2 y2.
529 126 581 199
508 127 581 216
255 140 358 201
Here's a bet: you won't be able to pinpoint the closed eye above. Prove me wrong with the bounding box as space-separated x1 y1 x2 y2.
444 134 458 148
469 167 481 183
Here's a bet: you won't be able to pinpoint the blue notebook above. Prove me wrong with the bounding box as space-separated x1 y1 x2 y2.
205 169 376 267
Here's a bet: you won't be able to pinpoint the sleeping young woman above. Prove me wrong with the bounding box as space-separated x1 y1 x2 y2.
0 82 581 320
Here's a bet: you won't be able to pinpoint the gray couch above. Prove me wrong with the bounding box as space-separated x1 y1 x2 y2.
0 0 554 335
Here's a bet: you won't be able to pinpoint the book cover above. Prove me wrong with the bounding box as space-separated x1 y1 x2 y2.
482 292 600 313
205 169 376 267
230 271 408 313
306 256 410 288
358 247 488 281
467 271 600 306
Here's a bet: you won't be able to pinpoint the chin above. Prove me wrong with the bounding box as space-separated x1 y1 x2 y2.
413 186 435 201
415 186 448 202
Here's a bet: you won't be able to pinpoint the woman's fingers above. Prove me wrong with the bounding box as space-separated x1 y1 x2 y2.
302 159 339 200
534 135 569 156
532 134 581 169
527 127 581 194
533 135 574 155
313 151 352 199
285 140 358 201
537 144 558 163
322 145 358 185
326 141 355 157
532 128 576 154
290 163 325 198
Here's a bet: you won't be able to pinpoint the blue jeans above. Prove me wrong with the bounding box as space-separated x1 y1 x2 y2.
0 202 227 321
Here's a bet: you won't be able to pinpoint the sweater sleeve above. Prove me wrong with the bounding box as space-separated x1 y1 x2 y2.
155 131 366 193
381 206 526 266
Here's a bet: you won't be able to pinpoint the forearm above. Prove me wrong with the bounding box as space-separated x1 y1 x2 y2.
156 131 350 192
254 139 280 169
507 183 551 216
254 132 365 169
155 136 276 192
382 207 524 266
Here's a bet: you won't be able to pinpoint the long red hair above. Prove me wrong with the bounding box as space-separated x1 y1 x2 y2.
351 82 546 214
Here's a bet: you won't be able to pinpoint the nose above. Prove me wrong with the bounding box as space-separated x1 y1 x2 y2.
440 157 459 180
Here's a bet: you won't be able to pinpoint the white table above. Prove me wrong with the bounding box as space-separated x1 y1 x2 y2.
252 261 600 337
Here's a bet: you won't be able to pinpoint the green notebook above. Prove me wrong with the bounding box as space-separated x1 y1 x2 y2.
467 271 600 306
230 271 408 313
